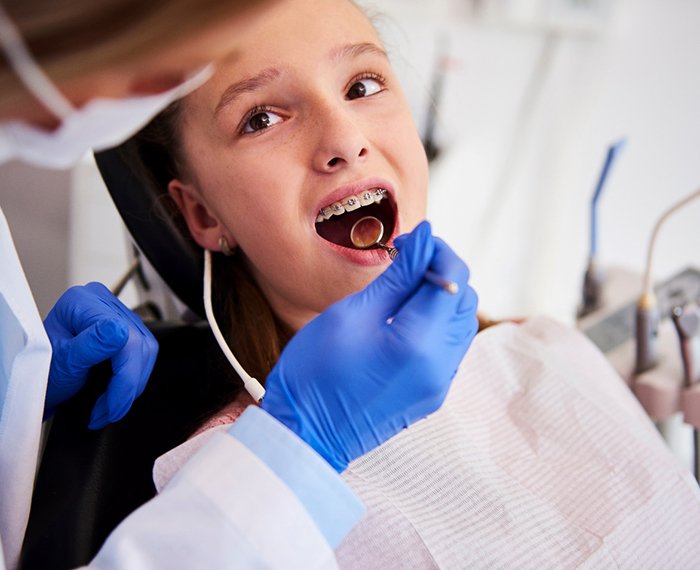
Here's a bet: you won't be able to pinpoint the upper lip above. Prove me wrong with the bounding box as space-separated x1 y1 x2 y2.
314 177 396 218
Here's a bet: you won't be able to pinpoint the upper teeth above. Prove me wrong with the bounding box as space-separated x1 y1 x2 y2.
316 188 387 223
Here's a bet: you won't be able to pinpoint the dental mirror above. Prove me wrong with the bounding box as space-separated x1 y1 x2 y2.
349 215 458 294
350 216 398 258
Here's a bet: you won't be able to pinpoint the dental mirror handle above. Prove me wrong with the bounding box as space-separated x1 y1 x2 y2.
377 243 459 295
423 270 459 295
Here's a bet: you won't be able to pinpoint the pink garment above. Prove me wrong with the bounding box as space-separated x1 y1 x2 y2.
152 392 255 492
191 392 257 437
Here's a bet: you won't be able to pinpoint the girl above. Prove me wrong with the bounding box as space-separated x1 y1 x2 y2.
130 0 700 566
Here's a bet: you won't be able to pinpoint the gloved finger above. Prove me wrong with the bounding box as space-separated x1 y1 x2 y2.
458 281 479 316
44 286 94 339
88 326 159 430
345 220 435 322
84 282 153 335
63 318 130 374
44 319 130 413
89 380 137 430
428 237 478 318
87 282 159 389
430 237 471 292
51 284 115 334
390 238 476 343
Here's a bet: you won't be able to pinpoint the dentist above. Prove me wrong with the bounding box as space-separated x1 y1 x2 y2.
0 1 478 568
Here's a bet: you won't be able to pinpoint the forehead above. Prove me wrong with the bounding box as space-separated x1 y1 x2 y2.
179 0 383 132
212 0 379 78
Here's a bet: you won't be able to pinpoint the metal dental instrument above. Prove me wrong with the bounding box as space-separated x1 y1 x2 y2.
672 302 700 389
671 302 700 482
350 216 459 295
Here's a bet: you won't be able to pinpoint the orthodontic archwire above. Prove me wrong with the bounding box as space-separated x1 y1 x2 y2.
318 188 387 219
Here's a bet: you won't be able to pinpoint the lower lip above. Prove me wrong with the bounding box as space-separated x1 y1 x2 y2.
319 238 393 266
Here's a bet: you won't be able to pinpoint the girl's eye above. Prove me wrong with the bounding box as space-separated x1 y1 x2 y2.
242 109 283 133
346 77 383 100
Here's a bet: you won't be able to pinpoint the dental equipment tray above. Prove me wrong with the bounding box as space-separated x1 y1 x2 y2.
581 266 700 354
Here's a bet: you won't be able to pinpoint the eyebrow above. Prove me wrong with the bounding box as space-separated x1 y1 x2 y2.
214 67 281 116
332 42 388 62
213 43 388 116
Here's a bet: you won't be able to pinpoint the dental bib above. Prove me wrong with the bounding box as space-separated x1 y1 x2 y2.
154 318 700 568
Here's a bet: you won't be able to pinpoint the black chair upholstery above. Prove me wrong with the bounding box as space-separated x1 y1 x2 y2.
21 321 241 570
94 145 205 319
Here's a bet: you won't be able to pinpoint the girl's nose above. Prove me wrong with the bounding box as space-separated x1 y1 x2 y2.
311 103 370 173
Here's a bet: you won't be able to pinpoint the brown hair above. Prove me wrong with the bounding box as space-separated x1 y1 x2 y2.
0 0 260 102
127 101 293 389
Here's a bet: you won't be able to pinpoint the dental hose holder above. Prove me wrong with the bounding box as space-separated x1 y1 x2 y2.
634 187 700 375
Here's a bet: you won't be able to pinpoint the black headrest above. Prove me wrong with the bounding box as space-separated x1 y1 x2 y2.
94 145 205 319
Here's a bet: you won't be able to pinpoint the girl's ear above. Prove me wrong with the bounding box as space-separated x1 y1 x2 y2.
168 179 233 252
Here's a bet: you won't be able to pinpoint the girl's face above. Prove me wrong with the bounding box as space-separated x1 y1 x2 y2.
172 0 428 330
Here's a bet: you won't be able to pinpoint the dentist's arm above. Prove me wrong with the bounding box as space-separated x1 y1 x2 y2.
43 282 158 429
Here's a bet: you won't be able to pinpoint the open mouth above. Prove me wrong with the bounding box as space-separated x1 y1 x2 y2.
315 188 397 249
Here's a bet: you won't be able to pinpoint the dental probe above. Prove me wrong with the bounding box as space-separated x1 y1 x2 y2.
350 216 459 295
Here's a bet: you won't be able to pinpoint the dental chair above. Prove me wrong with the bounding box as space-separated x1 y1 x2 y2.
20 144 240 570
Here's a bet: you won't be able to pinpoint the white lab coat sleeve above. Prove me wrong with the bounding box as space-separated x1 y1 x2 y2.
227 406 364 549
85 409 364 569
0 208 52 570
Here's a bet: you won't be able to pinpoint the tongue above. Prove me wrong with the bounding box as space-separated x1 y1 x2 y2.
315 208 370 248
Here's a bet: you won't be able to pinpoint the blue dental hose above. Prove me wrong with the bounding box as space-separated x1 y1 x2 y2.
590 139 626 259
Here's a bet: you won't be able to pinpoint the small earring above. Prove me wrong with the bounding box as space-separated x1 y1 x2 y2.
219 236 234 256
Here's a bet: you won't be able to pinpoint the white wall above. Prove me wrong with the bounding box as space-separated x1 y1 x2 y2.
0 162 71 317
374 0 700 322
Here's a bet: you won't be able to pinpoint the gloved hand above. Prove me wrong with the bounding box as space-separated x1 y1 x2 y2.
43 282 158 429
262 221 478 472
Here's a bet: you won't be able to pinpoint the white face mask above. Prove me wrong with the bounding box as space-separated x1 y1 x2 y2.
0 4 213 169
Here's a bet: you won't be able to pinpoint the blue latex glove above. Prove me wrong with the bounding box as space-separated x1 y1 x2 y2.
43 282 158 429
262 221 478 471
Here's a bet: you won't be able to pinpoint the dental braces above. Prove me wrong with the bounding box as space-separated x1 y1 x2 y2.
317 188 387 222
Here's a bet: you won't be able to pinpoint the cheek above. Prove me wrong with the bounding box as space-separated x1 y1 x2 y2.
218 182 304 274
211 158 286 226
225 192 287 244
